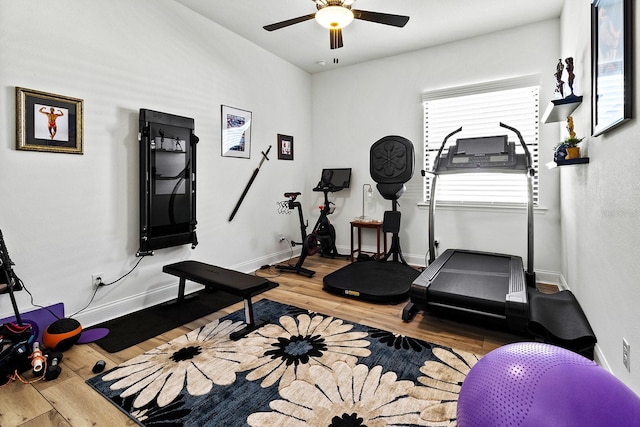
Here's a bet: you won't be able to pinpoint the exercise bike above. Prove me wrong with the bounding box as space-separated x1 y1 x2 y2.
277 168 351 278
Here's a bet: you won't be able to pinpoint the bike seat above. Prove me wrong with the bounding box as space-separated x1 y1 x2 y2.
284 192 301 198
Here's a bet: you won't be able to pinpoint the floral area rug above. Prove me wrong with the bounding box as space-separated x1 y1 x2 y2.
86 299 479 426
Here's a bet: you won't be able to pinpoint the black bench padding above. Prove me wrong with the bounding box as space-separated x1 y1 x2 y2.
163 261 274 296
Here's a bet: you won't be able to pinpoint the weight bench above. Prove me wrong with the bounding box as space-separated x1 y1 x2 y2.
162 260 277 340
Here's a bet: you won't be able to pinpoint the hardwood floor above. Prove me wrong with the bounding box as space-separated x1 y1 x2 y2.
0 257 556 426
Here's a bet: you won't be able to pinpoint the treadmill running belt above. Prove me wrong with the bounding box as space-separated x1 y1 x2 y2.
429 270 509 315
410 249 527 321
443 250 511 273
428 251 513 315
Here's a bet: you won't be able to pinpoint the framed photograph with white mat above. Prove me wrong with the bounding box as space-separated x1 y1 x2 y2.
221 105 252 158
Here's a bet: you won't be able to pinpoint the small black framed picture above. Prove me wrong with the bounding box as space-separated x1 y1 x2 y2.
277 134 293 160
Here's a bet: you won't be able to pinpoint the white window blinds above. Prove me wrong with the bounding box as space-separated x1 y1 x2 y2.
423 77 540 206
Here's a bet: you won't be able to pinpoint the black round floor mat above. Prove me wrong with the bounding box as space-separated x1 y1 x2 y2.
323 260 421 303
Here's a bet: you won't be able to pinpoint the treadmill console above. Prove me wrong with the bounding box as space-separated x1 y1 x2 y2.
446 135 517 169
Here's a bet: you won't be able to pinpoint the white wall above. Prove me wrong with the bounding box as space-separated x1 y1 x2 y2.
559 0 640 393
310 19 563 280
0 0 312 325
4 0 637 397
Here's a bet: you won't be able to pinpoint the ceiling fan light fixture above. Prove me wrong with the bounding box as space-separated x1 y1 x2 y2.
315 6 354 29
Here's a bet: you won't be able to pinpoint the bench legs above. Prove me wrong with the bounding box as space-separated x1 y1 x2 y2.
161 271 269 340
229 297 267 341
160 277 200 308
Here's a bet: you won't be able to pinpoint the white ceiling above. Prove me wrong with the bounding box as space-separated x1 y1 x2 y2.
174 0 566 74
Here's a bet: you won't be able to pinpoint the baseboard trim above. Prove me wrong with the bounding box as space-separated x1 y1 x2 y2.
73 281 203 327
229 248 296 273
72 250 566 332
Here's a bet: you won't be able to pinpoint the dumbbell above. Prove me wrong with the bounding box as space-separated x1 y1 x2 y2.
31 342 46 376
45 352 63 381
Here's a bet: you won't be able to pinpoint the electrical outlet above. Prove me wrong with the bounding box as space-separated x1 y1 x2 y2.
623 338 631 372
92 273 103 288
279 234 285 242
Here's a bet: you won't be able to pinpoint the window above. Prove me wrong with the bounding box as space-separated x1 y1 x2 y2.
423 76 539 206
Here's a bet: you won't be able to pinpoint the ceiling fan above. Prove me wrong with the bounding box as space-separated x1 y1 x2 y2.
263 0 410 50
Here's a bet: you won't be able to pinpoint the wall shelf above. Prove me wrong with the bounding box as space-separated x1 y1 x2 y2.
542 95 583 123
556 157 589 165
547 157 590 169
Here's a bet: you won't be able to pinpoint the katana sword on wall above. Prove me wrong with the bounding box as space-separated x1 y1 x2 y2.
228 145 272 221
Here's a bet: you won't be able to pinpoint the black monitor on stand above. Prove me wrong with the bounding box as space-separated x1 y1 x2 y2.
313 168 351 193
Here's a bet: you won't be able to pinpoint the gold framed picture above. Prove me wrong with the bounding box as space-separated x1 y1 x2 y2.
16 87 83 154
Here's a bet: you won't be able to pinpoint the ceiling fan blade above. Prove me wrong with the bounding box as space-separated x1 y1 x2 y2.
263 13 316 31
330 28 344 50
352 10 410 27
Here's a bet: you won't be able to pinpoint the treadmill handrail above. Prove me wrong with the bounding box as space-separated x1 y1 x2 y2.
432 126 463 173
499 122 534 176
427 123 535 282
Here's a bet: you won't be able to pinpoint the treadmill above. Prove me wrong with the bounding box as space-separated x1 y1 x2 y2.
402 122 536 332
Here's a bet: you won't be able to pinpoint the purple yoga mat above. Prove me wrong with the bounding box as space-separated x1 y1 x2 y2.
0 303 64 343
0 303 109 344
77 327 110 343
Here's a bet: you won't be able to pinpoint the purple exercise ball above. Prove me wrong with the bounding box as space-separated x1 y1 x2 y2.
457 342 640 426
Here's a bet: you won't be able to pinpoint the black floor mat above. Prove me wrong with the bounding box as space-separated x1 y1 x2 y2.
323 260 421 303
92 289 242 353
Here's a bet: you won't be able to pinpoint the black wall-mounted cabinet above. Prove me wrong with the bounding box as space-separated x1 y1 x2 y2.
138 109 198 256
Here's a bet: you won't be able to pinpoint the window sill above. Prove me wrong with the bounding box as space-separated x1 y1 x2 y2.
417 201 547 213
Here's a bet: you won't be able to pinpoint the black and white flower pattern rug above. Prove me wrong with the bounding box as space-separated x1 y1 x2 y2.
87 299 479 426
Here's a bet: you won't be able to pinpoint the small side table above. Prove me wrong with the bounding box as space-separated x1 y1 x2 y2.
350 220 387 262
